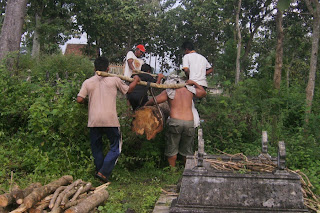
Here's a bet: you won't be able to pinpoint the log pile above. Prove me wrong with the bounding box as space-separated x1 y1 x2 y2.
0 175 110 213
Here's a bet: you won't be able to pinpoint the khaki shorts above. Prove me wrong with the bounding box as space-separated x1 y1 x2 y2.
165 118 195 157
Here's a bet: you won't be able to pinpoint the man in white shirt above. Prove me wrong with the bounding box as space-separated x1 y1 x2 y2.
181 41 213 88
123 44 145 77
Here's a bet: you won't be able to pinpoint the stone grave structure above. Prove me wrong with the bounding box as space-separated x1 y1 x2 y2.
170 130 308 213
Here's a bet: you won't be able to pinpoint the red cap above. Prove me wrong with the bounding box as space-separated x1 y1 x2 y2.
136 44 146 52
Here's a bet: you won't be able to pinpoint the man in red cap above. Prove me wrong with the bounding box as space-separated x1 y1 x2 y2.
124 44 145 77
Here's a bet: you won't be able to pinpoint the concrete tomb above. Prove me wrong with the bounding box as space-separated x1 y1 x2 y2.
170 130 308 213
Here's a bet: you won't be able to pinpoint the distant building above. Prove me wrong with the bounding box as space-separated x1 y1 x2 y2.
64 44 99 59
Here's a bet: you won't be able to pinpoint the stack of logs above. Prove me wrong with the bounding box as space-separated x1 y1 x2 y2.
0 175 109 213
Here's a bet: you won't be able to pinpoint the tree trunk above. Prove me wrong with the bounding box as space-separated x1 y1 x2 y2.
64 189 109 213
0 0 28 60
132 103 170 140
274 8 284 90
304 0 320 123
23 175 73 209
235 0 242 84
31 13 41 58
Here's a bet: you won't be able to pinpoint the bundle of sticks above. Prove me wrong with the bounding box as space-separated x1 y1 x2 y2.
0 175 110 213
205 152 320 213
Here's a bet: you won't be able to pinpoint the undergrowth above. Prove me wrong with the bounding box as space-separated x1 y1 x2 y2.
0 54 319 212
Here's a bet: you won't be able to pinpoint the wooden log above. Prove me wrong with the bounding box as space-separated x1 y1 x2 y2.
15 183 42 205
63 196 88 209
0 185 20 207
29 202 49 213
64 190 109 213
49 186 66 209
0 207 8 213
132 103 170 140
51 179 82 211
96 71 185 89
23 175 73 209
69 182 94 203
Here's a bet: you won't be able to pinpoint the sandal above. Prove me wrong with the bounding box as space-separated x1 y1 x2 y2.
96 172 109 183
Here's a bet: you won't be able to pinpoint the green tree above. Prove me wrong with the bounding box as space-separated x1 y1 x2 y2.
24 0 78 56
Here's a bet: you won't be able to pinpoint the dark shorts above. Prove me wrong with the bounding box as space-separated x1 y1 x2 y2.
165 118 195 157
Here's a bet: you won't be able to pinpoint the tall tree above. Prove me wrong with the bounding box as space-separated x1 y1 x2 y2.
0 0 28 60
235 0 242 84
305 0 320 121
273 6 284 89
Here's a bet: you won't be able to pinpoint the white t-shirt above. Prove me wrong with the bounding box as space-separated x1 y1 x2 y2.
123 51 144 77
182 52 211 87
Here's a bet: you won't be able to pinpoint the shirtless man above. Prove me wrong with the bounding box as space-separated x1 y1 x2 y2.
145 79 206 167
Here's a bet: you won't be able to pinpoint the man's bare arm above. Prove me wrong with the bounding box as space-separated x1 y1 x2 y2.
206 68 213 75
127 58 135 71
182 68 190 79
156 73 164 84
186 80 206 98
145 90 168 106
128 75 141 93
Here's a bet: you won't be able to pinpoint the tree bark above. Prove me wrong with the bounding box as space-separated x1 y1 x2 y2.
132 103 170 140
0 0 28 60
31 13 41 58
304 0 320 123
23 175 73 209
235 0 242 84
274 8 284 90
64 189 109 213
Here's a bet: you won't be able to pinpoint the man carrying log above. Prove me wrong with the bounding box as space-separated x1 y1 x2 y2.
123 44 145 77
127 64 164 111
145 76 206 167
77 56 140 182
181 41 213 101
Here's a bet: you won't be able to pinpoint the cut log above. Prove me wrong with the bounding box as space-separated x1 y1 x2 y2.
49 186 66 209
15 182 42 205
64 189 109 213
0 207 8 213
0 182 41 207
28 201 49 213
0 185 20 207
23 175 73 209
132 103 170 140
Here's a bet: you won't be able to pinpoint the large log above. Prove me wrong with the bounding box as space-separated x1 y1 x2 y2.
23 175 73 209
96 71 185 89
132 102 170 140
64 189 109 213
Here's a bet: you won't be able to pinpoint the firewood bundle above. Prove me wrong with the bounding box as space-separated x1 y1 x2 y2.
0 175 109 213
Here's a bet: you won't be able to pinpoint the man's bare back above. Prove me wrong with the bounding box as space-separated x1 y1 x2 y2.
168 87 194 121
